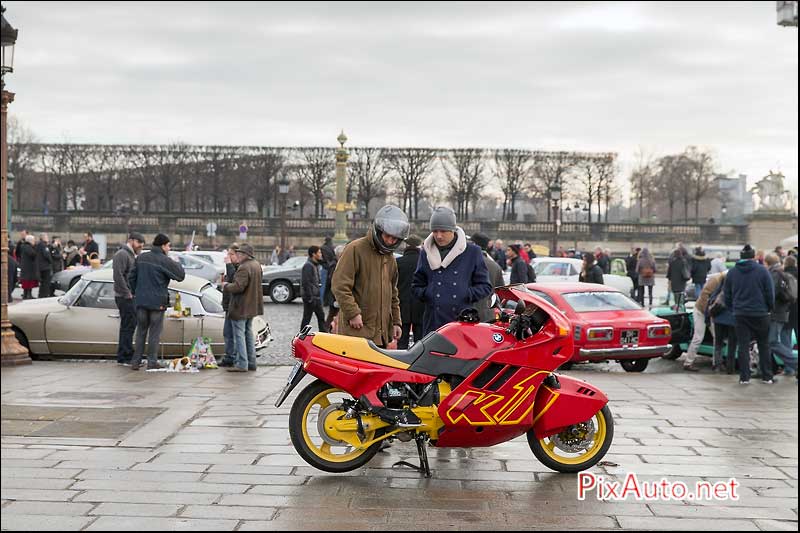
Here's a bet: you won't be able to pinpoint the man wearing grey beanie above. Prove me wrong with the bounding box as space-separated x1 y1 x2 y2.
412 207 492 335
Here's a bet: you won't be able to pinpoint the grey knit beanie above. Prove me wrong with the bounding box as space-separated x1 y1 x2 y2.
430 206 457 232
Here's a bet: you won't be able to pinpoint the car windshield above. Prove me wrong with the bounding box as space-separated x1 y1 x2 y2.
277 256 305 269
562 291 641 313
534 262 573 276
59 278 90 306
200 285 224 314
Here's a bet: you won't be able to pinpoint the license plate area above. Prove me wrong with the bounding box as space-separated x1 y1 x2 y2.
621 329 639 346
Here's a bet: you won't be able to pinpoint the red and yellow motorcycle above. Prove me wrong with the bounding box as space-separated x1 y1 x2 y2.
276 285 613 477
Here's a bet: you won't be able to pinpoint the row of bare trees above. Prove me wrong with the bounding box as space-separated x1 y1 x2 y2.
629 146 718 223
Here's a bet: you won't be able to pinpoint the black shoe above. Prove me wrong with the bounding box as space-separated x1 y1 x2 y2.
130 360 141 371
226 366 248 373
218 360 234 367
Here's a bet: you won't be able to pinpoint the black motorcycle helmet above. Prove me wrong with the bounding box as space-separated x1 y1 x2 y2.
371 205 410 255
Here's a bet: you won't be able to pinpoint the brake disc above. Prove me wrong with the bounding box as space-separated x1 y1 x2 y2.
552 420 596 453
317 403 348 446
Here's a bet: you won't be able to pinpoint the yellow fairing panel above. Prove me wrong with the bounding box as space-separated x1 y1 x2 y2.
311 333 410 370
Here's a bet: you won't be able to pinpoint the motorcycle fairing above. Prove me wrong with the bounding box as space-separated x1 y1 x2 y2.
312 334 411 370
531 374 608 439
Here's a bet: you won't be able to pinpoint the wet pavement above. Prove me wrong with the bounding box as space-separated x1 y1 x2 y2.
2 357 797 531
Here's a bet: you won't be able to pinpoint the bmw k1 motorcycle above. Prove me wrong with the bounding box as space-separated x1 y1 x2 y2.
275 285 614 477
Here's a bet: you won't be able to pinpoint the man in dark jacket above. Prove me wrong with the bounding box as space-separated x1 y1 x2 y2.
507 244 530 284
396 235 426 349
579 254 604 284
128 234 186 371
219 243 240 367
595 247 611 275
35 234 53 298
724 244 775 384
690 247 711 299
319 236 336 303
79 232 100 266
626 247 640 299
471 233 504 322
412 207 492 336
112 232 145 365
223 243 264 372
666 248 690 311
766 253 796 377
300 245 326 333
50 237 64 274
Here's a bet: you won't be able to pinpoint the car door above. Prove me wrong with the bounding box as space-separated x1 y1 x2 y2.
45 280 119 356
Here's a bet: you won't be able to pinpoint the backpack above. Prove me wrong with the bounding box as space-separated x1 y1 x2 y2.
526 262 537 283
681 258 691 281
707 283 726 318
640 265 654 279
776 271 798 304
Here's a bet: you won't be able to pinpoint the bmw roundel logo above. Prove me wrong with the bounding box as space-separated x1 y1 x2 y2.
493 333 504 343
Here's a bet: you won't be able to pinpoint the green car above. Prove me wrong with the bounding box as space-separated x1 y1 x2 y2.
651 305 797 370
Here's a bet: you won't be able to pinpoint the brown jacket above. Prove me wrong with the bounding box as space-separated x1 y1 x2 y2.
223 257 264 320
332 234 401 346
696 271 725 314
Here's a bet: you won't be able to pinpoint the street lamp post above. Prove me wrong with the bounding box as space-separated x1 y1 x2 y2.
1 7 31 366
278 176 290 250
549 184 562 256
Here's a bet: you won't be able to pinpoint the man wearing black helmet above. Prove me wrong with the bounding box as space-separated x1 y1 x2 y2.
332 205 408 347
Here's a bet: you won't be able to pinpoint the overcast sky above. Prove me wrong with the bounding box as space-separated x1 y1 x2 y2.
4 1 798 202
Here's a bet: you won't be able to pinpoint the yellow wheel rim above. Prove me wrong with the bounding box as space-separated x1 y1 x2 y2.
539 411 607 466
300 387 375 463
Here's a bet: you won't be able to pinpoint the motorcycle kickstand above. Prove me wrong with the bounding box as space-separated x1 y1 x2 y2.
391 435 431 478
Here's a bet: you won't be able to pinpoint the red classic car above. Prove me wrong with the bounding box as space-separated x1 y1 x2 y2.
516 282 672 372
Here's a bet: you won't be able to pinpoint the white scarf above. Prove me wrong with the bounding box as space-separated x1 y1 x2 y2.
423 227 468 270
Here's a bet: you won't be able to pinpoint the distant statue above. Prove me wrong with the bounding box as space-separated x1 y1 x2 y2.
751 171 791 211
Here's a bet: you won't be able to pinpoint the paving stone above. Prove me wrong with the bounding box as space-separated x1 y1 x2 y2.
753 519 800 531
0 459 61 468
70 479 251 494
1 478 76 490
616 516 760 530
1 501 95 515
0 489 80 502
202 473 306 485
54 461 137 470
503 514 620 529
153 452 259 465
0 447 57 460
206 464 294 476
76 469 203 482
0 514 95 531
73 490 219 505
1 467 82 479
85 516 238 531
132 462 210 473
151 444 227 454
648 503 797 520
181 504 277 520
46 449 158 463
90 502 182 517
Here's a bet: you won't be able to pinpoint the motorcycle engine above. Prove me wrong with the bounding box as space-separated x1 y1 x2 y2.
377 382 437 409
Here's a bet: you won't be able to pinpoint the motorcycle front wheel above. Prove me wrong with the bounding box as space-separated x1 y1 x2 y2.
288 379 383 473
527 405 614 473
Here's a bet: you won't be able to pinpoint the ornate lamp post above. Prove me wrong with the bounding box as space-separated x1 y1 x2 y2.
330 131 355 245
549 184 562 256
1 7 31 366
277 176 290 249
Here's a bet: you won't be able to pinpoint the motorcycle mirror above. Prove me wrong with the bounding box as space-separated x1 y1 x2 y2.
489 294 498 308
515 299 527 315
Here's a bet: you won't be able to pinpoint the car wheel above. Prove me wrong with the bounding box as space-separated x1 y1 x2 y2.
661 344 683 360
620 358 649 372
12 327 31 354
270 281 294 304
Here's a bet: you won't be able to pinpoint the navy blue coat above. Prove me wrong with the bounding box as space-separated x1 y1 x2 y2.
412 240 492 336
128 246 186 311
724 259 774 318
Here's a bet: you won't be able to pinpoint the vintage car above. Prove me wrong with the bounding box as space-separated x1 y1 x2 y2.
262 255 305 303
50 251 221 293
651 303 797 371
11 270 273 359
529 257 634 295
518 282 672 372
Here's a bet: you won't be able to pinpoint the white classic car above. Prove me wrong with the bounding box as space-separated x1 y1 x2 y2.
526 257 634 295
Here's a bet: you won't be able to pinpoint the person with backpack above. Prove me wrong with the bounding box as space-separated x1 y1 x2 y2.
635 248 656 307
707 271 737 373
766 253 797 377
724 244 775 385
683 271 725 372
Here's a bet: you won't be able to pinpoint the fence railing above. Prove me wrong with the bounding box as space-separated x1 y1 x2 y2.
10 211 749 245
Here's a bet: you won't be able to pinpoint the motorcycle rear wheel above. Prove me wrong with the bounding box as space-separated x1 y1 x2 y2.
527 405 614 473
289 379 383 473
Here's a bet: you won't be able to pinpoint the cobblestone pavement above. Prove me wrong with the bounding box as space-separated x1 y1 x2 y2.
2 356 797 531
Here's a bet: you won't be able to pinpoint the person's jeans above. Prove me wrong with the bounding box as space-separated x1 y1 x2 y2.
769 320 797 374
713 322 737 371
319 268 328 302
115 296 137 363
398 322 423 350
132 308 166 366
684 309 706 366
222 316 236 364
231 318 256 370
301 300 326 332
672 292 686 311
734 315 771 382
694 282 704 300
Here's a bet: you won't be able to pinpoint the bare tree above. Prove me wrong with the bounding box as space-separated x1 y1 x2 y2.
441 148 485 220
296 147 335 218
7 117 40 211
596 154 618 223
493 149 532 221
530 151 581 222
655 154 690 223
683 146 716 223
629 147 656 220
384 148 437 219
350 147 390 217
